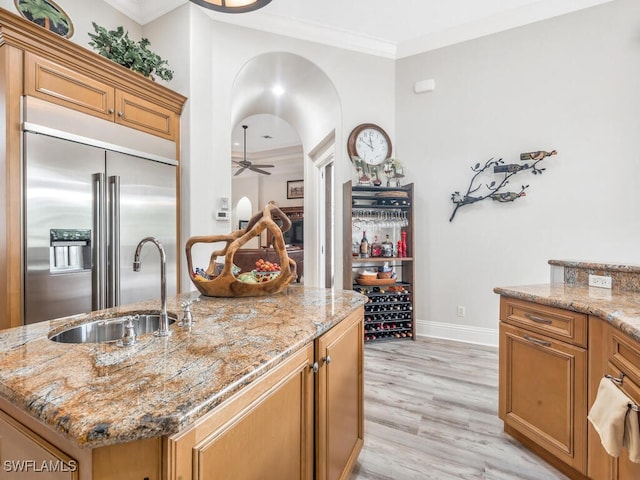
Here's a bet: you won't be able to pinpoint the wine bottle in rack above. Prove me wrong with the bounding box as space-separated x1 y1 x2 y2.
360 231 370 258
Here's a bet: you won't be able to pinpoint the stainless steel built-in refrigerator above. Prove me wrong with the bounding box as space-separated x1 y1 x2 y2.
23 118 177 324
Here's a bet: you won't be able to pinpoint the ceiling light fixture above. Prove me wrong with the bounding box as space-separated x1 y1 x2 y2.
272 85 285 96
189 0 272 14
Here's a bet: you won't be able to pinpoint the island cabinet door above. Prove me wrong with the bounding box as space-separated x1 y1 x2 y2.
315 309 364 480
0 410 78 479
499 322 587 475
166 343 315 480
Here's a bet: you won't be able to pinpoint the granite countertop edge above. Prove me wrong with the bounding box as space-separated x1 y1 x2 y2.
494 284 640 342
0 286 366 449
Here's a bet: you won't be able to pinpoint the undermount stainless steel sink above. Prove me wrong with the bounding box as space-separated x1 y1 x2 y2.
48 313 176 344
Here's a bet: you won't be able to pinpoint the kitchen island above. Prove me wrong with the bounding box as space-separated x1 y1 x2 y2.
0 285 366 479
495 260 640 480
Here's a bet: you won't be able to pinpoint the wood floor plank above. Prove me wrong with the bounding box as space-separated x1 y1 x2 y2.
350 337 570 480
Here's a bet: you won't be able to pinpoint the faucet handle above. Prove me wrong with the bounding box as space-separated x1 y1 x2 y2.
117 315 138 347
179 298 199 327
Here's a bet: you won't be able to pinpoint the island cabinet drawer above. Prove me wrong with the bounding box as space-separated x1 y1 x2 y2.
606 326 640 390
0 410 78 479
500 297 587 348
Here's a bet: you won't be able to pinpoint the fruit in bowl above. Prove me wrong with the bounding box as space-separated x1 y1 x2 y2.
252 258 281 282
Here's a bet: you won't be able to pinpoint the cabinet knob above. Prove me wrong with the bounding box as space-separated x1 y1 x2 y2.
310 362 319 373
322 355 332 365
117 111 124 117
108 108 114 114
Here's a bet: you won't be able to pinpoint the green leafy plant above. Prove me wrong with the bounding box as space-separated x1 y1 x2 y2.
88 22 173 82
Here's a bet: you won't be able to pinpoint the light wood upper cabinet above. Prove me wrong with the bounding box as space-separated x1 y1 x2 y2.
115 90 176 140
24 51 177 141
25 52 115 121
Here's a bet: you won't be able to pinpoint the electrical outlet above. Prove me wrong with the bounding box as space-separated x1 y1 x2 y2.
588 274 612 289
457 305 466 317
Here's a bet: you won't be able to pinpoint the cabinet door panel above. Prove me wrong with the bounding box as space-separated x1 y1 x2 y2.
25 52 114 121
316 310 364 480
0 410 78 479
169 345 314 480
115 90 176 141
499 323 587 473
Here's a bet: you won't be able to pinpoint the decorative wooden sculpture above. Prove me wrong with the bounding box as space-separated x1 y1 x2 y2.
186 203 297 297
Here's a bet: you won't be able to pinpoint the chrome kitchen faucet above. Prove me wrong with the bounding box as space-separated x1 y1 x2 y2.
133 237 171 337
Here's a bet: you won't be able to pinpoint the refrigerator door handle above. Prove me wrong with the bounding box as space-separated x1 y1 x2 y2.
108 175 121 307
92 173 106 310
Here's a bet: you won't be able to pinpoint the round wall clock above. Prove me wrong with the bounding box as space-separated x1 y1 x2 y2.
347 123 392 166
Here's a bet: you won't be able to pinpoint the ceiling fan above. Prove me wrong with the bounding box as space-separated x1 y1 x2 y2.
233 125 274 176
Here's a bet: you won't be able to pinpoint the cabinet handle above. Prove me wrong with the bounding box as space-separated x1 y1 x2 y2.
322 355 332 365
310 362 319 373
108 108 114 114
117 111 124 117
605 373 625 385
524 313 552 324
523 334 551 348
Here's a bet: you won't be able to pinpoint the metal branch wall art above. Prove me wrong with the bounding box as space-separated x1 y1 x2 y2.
449 150 557 222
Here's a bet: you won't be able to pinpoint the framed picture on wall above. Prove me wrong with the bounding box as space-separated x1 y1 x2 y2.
14 0 74 38
287 180 304 199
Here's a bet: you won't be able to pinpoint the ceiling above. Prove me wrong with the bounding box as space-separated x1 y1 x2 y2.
105 0 612 59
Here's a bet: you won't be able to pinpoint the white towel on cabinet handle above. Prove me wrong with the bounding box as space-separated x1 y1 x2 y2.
588 376 640 463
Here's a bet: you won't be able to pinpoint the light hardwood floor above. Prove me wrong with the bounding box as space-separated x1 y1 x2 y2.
350 337 570 480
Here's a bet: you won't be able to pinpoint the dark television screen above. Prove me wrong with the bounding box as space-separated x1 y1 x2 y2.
284 219 303 246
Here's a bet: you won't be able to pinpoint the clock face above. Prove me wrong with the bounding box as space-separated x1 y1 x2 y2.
348 124 392 167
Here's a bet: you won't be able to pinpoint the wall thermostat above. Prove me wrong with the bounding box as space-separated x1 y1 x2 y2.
220 197 230 211
215 210 230 221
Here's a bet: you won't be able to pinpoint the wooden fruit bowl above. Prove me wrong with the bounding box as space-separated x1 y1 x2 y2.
185 203 297 297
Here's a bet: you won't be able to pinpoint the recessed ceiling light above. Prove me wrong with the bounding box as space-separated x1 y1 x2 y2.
262 135 272 139
272 85 285 96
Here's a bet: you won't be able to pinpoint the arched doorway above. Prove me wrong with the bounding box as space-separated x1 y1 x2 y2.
230 52 341 288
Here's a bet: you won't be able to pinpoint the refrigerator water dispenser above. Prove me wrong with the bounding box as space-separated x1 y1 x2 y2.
49 229 91 273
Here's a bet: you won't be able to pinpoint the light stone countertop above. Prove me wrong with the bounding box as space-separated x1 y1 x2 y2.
0 285 366 448
494 283 640 342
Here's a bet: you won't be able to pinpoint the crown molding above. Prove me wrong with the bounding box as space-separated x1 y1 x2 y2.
203 10 398 59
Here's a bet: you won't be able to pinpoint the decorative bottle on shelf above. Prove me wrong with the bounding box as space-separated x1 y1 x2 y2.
382 234 394 258
401 231 408 258
397 240 403 258
371 235 382 257
359 231 370 258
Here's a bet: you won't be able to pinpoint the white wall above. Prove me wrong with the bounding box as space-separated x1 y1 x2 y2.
396 0 640 345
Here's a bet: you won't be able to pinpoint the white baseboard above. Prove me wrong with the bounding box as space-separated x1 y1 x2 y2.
416 319 498 347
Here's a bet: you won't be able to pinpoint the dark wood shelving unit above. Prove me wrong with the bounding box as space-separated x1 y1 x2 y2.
343 182 415 343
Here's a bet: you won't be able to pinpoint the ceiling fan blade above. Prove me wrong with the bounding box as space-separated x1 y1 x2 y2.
234 167 247 176
250 164 274 169
250 167 272 175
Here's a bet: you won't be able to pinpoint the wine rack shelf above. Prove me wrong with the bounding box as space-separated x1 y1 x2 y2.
343 182 415 344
